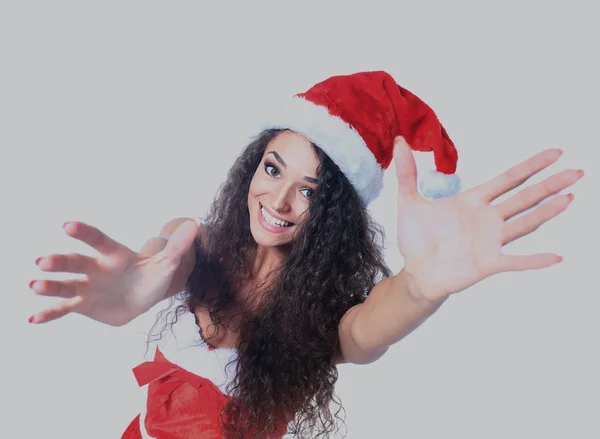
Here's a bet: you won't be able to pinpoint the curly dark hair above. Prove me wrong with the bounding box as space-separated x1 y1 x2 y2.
161 129 392 438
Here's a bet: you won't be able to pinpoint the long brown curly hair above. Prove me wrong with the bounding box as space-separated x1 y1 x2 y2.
158 129 391 438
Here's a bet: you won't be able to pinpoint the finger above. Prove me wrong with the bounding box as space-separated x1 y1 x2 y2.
138 236 169 258
36 253 96 274
393 136 419 199
63 221 128 255
495 169 583 220
30 297 83 324
29 279 83 299
497 253 563 273
501 193 573 245
162 219 199 263
470 149 563 202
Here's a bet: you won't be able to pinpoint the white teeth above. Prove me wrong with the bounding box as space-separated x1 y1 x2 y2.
261 207 291 227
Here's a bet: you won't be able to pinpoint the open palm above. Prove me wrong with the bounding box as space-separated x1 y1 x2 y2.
393 137 583 301
30 220 198 325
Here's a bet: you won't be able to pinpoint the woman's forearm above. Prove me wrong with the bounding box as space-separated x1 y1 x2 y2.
351 269 448 354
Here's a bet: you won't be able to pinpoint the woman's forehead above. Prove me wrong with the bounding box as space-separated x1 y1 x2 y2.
264 131 321 172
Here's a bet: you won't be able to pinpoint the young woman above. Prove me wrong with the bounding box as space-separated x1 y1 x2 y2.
29 71 584 438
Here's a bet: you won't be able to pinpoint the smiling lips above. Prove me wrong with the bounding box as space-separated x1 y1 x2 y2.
258 203 294 233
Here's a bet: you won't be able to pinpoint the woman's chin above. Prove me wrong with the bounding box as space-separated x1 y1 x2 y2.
250 225 293 248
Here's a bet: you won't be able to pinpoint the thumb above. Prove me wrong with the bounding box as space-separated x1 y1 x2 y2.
393 136 419 198
163 219 199 262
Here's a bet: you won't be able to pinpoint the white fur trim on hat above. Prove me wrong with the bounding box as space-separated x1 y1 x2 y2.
419 170 462 199
260 96 384 205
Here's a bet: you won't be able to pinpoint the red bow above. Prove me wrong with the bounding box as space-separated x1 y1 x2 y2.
132 347 228 439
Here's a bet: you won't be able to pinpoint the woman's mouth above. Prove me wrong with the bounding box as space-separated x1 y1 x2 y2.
258 203 294 233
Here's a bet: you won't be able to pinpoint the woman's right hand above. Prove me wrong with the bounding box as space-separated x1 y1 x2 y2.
29 219 199 326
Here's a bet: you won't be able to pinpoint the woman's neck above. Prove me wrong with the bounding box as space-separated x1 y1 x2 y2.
252 244 287 280
236 244 286 308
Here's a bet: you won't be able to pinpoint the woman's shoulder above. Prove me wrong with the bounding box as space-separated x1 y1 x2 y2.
146 295 208 354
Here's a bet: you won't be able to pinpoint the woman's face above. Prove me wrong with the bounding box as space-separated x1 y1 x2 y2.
248 131 320 248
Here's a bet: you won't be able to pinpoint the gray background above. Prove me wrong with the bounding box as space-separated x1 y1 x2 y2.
2 2 598 438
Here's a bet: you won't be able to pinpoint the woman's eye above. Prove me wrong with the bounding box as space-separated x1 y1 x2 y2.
300 188 314 199
265 164 280 177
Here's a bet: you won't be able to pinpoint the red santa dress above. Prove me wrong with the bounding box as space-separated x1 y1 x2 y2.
120 301 287 438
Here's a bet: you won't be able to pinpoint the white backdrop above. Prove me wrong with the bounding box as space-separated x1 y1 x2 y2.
2 2 598 438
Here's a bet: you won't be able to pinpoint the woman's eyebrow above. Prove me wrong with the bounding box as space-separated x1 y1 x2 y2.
267 151 287 168
267 151 318 184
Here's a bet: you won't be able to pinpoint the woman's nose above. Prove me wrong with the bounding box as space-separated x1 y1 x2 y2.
271 186 292 212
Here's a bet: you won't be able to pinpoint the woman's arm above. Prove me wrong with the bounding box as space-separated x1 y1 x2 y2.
337 269 446 365
338 136 581 365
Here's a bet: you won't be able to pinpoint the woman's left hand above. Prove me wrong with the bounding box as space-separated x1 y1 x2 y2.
392 136 584 303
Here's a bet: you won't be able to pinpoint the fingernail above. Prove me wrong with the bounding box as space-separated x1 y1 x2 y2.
568 193 575 202
578 169 584 177
29 280 37 289
35 257 43 266
28 315 35 324
63 221 71 230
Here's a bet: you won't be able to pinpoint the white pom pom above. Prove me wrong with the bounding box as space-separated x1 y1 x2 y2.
418 170 462 200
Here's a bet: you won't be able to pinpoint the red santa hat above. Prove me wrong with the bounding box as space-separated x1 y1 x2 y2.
260 70 461 205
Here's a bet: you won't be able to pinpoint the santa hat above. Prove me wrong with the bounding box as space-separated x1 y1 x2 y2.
260 70 461 205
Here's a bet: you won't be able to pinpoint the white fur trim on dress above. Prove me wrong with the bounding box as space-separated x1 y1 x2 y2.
260 96 384 205
139 394 152 439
